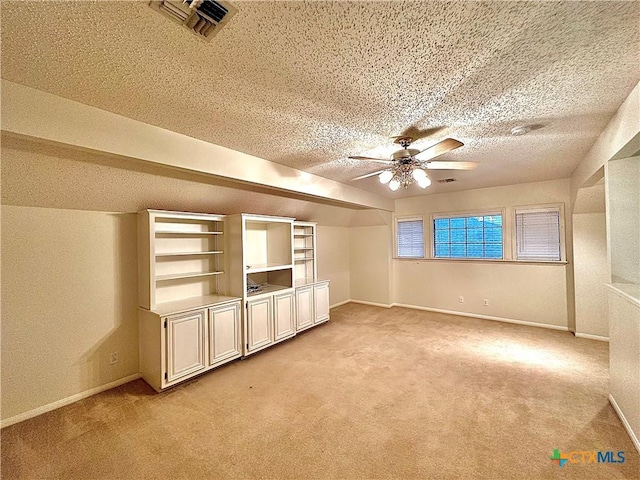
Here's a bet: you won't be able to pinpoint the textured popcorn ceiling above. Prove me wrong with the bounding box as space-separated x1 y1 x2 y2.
1 1 638 198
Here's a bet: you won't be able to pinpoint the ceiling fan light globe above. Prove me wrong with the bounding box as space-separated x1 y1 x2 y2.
379 170 393 184
388 179 400 191
412 168 428 181
417 176 432 189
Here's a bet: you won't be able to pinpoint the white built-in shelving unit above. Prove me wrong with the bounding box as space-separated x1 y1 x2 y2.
294 222 317 286
138 210 242 391
138 210 228 310
226 214 297 355
293 221 330 332
137 210 330 391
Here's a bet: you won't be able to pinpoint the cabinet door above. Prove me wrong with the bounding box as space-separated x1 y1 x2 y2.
247 296 273 351
165 310 206 383
209 302 241 366
313 282 330 324
295 286 314 331
274 291 295 340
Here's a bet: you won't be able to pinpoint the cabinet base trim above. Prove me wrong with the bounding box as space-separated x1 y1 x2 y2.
1 373 141 428
244 333 296 357
609 394 640 454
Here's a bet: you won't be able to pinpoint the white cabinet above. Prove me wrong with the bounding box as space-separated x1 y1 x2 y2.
227 214 296 356
295 280 330 332
295 285 314 331
138 209 242 391
313 281 330 324
293 221 330 331
274 291 295 340
246 296 273 352
208 302 241 366
246 289 296 353
139 297 242 392
166 310 206 383
138 210 330 391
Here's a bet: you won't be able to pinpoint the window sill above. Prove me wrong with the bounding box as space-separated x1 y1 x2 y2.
394 257 568 266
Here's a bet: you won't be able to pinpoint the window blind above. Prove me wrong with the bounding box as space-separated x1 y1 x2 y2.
515 209 561 261
397 219 424 258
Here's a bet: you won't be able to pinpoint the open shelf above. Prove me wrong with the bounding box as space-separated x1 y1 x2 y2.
246 263 294 273
156 271 224 282
139 210 227 310
155 251 223 257
293 222 317 283
246 284 293 297
155 231 223 236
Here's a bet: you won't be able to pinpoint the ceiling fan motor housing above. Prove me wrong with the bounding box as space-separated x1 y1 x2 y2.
392 148 420 161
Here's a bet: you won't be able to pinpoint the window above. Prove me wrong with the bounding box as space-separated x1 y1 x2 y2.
397 217 424 258
433 213 503 259
515 207 561 261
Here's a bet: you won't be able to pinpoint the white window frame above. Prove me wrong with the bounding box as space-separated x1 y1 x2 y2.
512 204 566 263
431 210 505 260
394 216 425 259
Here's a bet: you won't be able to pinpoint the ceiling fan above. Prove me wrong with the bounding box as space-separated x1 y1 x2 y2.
349 136 478 191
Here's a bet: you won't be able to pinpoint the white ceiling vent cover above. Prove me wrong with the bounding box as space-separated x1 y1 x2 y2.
149 0 236 40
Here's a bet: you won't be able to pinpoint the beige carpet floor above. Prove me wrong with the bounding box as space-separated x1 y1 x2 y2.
1 304 638 479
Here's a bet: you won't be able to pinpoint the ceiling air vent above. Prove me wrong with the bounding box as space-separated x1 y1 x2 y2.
149 0 236 40
438 178 457 183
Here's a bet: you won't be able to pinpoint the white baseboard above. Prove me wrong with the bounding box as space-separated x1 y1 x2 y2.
330 299 351 309
390 303 569 331
609 394 640 454
0 373 141 429
349 299 393 308
575 332 609 342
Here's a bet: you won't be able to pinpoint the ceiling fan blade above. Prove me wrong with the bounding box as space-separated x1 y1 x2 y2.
424 161 479 170
393 125 445 143
415 138 464 162
350 168 390 181
348 156 394 164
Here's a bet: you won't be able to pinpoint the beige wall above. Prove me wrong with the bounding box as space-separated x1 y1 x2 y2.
571 82 639 201
317 226 350 306
1 206 139 420
607 156 640 285
608 288 640 449
393 261 568 328
349 225 393 305
392 179 572 328
571 83 640 452
573 213 609 337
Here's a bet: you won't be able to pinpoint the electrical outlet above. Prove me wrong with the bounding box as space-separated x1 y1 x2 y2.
109 352 119 365
483 299 489 306
458 296 464 303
